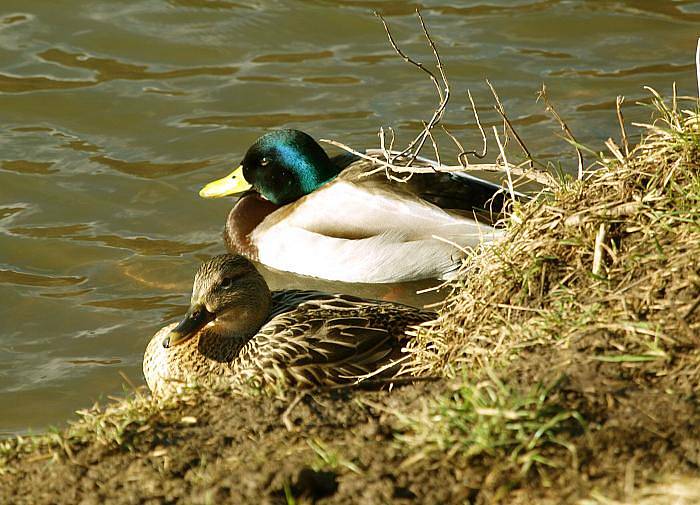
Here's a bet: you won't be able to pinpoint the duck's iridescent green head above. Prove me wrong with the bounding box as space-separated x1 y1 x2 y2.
200 129 342 205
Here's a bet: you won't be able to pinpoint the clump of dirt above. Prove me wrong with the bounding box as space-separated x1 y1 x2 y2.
1 92 699 504
0 383 482 504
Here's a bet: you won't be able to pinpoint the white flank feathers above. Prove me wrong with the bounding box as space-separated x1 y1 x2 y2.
253 181 502 283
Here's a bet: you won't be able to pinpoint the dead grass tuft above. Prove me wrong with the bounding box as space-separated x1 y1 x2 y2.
408 88 700 375
397 89 700 496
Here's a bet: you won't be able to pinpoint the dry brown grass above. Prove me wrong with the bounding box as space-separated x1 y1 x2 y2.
407 90 700 377
392 90 700 499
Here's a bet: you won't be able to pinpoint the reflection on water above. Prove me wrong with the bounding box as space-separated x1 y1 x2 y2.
0 0 697 436
0 269 86 287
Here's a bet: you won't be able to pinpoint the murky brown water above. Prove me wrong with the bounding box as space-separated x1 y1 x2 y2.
1 0 698 436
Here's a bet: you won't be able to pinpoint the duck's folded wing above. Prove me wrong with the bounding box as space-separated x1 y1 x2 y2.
252 180 503 283
278 180 496 240
248 313 406 387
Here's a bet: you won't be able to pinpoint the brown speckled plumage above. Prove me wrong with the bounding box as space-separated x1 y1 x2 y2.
143 255 435 397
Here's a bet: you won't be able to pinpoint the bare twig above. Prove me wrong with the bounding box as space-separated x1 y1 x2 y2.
442 125 469 166
537 84 584 179
486 79 509 146
592 223 607 276
492 126 516 202
319 11 549 196
442 89 488 167
616 96 629 157
423 121 441 167
375 11 443 103
282 392 307 431
379 127 390 163
388 127 395 153
375 10 450 166
487 80 533 168
466 89 488 160
495 105 534 167
323 138 430 184
323 135 550 192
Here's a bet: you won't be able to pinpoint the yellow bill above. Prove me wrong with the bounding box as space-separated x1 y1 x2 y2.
199 165 252 198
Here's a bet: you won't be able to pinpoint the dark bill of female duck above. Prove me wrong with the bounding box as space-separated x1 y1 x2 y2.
162 303 215 348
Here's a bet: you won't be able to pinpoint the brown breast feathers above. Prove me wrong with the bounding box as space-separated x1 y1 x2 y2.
224 193 279 260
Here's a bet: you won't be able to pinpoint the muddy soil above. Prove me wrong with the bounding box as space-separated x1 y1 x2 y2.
2 340 699 504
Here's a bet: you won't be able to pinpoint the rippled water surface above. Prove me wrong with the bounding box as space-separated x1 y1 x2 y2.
1 0 698 435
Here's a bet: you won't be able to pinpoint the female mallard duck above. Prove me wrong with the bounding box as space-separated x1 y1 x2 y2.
199 129 509 283
143 254 435 397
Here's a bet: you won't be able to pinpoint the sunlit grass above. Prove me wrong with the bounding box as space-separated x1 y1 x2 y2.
398 371 584 475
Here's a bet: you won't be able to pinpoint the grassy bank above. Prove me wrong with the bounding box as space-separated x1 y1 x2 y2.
1 92 699 504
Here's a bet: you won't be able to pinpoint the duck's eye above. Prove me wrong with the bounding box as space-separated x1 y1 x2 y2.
220 277 234 289
260 157 269 167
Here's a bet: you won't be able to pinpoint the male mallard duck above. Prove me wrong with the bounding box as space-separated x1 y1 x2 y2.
199 129 509 283
143 254 435 397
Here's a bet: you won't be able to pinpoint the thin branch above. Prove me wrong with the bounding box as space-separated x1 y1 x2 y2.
374 11 443 103
378 127 398 181
486 79 508 141
487 79 533 168
388 127 395 152
442 89 488 168
322 137 505 174
321 138 420 182
378 127 391 163
417 9 448 100
406 9 451 166
441 125 469 166
321 138 408 173
320 12 550 196
498 111 533 168
375 10 450 166
492 126 516 202
322 136 552 189
615 96 629 158
466 89 488 159
423 121 441 167
537 84 584 180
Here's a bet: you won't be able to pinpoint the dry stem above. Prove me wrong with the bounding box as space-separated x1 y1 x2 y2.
616 96 629 157
537 84 584 179
374 10 449 167
321 10 547 195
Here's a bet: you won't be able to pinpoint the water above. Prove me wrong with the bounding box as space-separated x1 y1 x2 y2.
0 0 698 436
